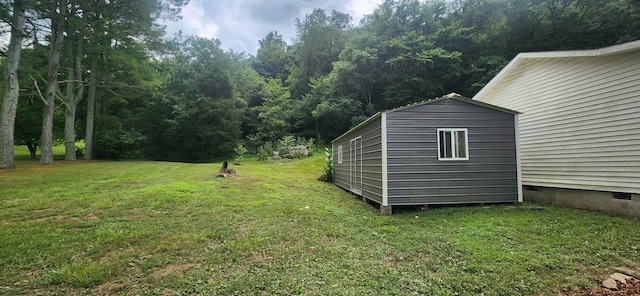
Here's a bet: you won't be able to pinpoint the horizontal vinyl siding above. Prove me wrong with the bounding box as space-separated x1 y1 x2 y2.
333 140 350 191
386 99 519 205
476 50 640 194
332 117 383 203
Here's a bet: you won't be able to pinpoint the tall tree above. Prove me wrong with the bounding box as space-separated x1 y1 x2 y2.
253 31 290 82
83 55 97 159
289 9 352 99
40 0 66 165
252 78 292 142
71 0 188 159
147 36 246 161
0 0 27 169
60 0 86 161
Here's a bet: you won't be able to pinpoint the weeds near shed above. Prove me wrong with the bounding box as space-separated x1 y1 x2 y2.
317 147 332 182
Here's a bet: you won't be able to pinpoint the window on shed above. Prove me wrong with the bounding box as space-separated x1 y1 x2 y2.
438 129 468 160
337 145 343 164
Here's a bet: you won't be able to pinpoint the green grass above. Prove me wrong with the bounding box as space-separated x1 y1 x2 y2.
1 147 639 295
13 144 66 160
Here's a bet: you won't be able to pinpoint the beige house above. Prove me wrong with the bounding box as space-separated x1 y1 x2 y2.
473 40 640 217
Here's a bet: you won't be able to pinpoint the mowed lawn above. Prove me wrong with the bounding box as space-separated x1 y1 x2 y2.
1 148 639 295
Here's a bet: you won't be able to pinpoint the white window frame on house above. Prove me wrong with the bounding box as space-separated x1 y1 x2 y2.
437 128 469 160
337 145 343 164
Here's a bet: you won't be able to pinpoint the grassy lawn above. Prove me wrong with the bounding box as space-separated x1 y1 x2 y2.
1 147 639 295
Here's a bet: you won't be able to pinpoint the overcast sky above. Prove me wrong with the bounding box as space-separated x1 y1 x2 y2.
162 0 384 55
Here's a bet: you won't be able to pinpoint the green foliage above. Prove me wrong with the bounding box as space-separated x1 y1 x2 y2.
277 135 296 156
94 128 146 159
252 79 292 143
145 36 250 161
256 145 270 161
244 134 262 154
256 141 275 161
317 147 333 182
75 140 85 158
289 8 352 99
233 143 248 163
8 0 638 165
253 31 291 82
46 262 113 288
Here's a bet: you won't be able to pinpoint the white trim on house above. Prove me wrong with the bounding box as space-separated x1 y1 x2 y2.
331 142 334 181
437 128 469 161
350 136 363 195
473 40 640 103
381 113 389 207
515 114 523 203
337 145 343 164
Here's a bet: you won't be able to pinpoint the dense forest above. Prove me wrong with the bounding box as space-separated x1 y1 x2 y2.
1 0 639 166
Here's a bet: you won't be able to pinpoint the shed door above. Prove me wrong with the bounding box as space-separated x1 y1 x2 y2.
350 137 363 195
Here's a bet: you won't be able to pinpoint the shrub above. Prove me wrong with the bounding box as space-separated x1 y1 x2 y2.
75 140 85 158
256 145 269 161
94 128 146 160
277 135 296 157
244 134 262 154
234 143 248 163
317 147 333 182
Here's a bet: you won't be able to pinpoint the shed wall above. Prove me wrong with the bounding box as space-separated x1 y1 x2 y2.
385 99 518 205
475 50 640 194
333 117 383 203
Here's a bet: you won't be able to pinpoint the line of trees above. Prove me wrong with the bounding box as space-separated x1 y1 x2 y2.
1 0 639 166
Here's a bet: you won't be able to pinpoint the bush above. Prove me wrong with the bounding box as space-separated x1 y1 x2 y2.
277 135 296 157
75 140 85 158
234 143 248 163
256 136 317 161
317 147 333 182
244 134 262 154
256 145 269 161
94 128 147 159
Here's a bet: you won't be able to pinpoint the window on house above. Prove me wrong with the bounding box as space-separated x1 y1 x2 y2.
337 145 343 164
438 128 468 160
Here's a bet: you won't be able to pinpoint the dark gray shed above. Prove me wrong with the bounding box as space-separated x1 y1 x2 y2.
331 93 522 214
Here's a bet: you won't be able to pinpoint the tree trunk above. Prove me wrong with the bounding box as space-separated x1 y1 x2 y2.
84 56 97 159
0 0 26 169
64 104 77 160
26 141 37 159
41 0 66 165
63 6 85 161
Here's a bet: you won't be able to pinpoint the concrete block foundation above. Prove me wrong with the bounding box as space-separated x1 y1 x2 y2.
523 186 640 218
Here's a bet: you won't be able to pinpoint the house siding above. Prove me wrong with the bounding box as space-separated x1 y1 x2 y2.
475 50 640 194
385 99 519 205
332 117 384 203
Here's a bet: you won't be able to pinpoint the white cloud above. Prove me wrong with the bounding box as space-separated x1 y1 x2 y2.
165 0 219 39
348 0 383 24
162 0 384 54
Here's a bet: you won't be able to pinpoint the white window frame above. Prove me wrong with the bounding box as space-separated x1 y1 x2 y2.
437 128 469 161
337 145 343 164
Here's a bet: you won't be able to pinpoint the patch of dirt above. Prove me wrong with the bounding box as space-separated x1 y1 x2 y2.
86 212 100 220
564 278 640 296
95 281 128 295
26 268 42 278
151 263 199 280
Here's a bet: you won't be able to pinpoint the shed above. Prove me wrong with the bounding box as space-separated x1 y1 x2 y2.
331 93 522 214
473 40 640 218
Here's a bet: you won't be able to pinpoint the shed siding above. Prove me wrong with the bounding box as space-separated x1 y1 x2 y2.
333 117 383 203
385 99 518 205
476 50 640 194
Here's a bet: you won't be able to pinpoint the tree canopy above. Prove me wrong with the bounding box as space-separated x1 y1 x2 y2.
1 0 639 164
